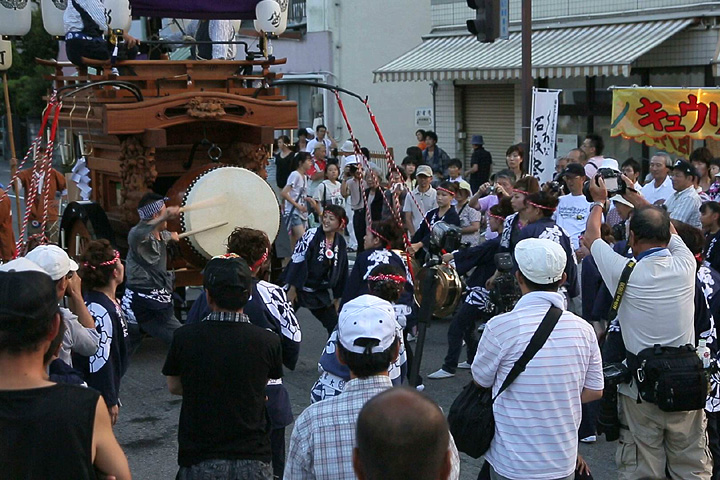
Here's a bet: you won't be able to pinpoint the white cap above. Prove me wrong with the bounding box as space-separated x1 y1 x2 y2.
603 158 620 172
344 155 358 166
340 140 354 153
514 238 566 284
25 245 79 281
338 295 397 354
611 195 634 209
0 257 49 277
416 165 433 177
305 127 315 136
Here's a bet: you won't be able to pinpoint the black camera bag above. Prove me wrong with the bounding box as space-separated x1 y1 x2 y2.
630 344 706 412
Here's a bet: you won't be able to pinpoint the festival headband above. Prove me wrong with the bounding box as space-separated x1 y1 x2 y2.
137 197 169 220
369 227 391 249
526 200 556 212
513 189 529 195
488 213 506 221
250 248 269 272
83 250 120 270
437 187 456 196
367 274 406 284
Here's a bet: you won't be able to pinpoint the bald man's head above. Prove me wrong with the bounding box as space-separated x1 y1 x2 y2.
353 387 451 480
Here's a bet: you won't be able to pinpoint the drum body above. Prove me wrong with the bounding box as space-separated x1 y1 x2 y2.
414 264 463 318
167 164 280 268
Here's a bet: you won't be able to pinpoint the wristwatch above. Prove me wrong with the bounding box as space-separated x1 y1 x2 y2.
591 201 605 210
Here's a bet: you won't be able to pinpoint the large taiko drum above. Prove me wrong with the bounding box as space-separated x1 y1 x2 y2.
166 164 280 268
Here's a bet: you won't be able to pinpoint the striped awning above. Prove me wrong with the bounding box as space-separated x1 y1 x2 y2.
374 19 693 82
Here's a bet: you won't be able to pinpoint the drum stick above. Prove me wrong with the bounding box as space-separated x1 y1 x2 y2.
178 221 228 239
179 195 228 213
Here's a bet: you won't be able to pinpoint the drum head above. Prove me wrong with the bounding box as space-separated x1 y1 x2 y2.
168 165 280 264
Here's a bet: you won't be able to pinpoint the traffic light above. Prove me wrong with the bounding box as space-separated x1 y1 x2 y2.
467 0 501 43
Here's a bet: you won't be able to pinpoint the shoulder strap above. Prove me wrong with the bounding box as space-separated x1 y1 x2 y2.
607 259 637 322
494 306 563 399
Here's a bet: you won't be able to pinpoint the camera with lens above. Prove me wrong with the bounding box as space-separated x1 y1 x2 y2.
488 253 521 315
596 362 631 442
428 222 462 261
546 179 567 196
583 168 626 203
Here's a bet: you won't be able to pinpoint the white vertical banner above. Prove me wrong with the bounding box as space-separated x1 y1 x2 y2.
529 88 561 184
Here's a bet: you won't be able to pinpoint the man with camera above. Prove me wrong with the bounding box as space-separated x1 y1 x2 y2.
584 175 712 480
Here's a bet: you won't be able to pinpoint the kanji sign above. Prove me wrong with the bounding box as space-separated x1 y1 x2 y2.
530 88 560 184
611 88 720 156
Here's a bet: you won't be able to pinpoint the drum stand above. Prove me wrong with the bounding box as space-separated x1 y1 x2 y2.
408 260 440 387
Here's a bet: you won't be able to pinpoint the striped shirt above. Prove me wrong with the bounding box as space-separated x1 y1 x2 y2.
285 375 460 480
472 291 603 480
664 185 703 229
64 0 108 34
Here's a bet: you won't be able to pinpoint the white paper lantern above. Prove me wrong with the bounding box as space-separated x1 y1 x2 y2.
274 0 288 36
105 0 131 31
41 0 67 37
255 0 282 35
0 1 32 37
0 38 12 71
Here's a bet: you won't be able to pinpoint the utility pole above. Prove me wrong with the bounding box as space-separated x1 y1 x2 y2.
521 0 532 168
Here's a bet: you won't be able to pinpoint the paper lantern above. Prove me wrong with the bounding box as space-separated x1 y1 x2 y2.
0 38 12 71
105 0 131 31
274 0 288 36
41 0 67 37
230 20 241 35
0 0 32 37
255 0 282 35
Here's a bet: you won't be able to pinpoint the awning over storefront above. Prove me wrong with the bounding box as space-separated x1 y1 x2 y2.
374 19 694 83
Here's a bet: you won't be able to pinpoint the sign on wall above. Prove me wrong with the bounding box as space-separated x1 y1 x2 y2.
415 108 433 129
611 88 720 157
529 88 560 184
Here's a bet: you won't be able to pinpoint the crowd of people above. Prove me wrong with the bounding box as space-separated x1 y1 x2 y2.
3 125 720 480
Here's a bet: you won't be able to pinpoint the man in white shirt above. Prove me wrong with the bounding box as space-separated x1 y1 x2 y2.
306 125 337 154
403 165 438 235
584 178 712 480
581 133 605 178
641 152 674 205
664 160 703 229
554 163 591 253
472 238 603 480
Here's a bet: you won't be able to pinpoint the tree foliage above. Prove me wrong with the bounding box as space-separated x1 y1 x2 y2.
1 3 59 117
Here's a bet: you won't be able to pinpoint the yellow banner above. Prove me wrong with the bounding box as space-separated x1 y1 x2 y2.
611 88 720 156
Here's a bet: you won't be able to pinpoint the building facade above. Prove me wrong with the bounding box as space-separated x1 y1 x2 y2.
249 0 433 155
375 0 720 173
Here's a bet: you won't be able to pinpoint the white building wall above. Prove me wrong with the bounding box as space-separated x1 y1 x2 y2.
331 0 433 158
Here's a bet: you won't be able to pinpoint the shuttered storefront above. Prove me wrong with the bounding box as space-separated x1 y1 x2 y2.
463 85 516 175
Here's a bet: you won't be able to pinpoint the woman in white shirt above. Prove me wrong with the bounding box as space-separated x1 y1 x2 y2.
456 181 482 247
314 161 344 214
281 152 317 249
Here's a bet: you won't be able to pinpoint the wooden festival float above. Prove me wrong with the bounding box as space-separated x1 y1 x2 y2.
2 0 298 286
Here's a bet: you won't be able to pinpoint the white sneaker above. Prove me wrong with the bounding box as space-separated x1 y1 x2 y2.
428 368 455 379
406 333 417 343
415 384 425 392
580 435 597 444
457 361 472 370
